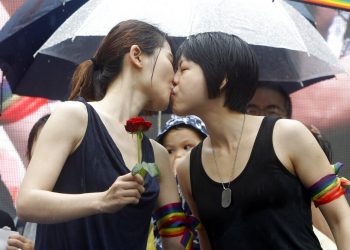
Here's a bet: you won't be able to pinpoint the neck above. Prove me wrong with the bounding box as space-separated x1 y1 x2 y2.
94 75 147 123
202 108 246 148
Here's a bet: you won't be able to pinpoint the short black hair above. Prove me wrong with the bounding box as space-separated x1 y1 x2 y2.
256 81 292 118
175 32 259 112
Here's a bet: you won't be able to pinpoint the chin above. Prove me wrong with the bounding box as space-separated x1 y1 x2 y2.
172 106 188 116
148 103 169 112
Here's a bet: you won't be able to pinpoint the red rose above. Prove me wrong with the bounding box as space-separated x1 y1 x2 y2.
125 117 152 133
124 117 159 178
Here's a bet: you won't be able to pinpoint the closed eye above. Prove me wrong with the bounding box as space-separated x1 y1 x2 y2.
180 67 188 72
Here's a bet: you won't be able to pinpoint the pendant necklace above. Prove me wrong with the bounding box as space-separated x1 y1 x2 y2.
211 114 246 208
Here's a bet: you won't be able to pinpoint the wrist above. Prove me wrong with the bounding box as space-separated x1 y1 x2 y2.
92 191 106 214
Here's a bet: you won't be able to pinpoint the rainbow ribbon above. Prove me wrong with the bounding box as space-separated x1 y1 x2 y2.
154 202 202 250
293 0 350 11
332 162 350 191
309 162 350 207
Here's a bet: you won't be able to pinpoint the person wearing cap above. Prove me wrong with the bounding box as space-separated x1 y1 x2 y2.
156 115 208 176
149 115 207 250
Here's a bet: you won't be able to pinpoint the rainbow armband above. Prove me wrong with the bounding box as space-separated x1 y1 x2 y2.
154 202 202 250
309 162 350 207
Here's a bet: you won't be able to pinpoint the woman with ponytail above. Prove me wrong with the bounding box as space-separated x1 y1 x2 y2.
16 20 186 250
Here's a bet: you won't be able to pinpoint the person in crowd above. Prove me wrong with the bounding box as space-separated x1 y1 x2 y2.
16 20 192 250
150 115 207 249
246 82 292 118
246 82 337 248
156 115 208 175
171 31 350 249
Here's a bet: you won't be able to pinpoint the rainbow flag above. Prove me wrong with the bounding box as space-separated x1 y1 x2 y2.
292 0 350 11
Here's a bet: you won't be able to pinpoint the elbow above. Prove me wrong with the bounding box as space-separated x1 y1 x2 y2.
16 192 33 221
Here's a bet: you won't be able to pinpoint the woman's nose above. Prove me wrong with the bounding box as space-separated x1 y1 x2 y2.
173 71 179 86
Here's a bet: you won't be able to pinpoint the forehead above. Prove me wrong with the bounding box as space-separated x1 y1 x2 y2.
176 55 190 65
249 88 287 108
163 127 202 143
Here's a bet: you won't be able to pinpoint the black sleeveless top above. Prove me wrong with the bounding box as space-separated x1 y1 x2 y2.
190 117 322 250
35 99 160 250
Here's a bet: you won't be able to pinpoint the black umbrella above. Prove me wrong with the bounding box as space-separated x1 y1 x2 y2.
15 0 345 100
0 0 88 97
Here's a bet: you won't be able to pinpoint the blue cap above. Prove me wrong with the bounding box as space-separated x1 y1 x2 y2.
156 115 208 144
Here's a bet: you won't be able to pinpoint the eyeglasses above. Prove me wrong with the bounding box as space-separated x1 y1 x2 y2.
246 105 287 117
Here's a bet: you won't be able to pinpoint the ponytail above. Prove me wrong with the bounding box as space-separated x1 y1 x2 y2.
68 20 167 101
69 60 96 101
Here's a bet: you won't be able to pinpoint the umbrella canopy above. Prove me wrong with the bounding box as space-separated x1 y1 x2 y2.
289 0 350 11
18 0 344 100
286 0 315 25
0 0 88 95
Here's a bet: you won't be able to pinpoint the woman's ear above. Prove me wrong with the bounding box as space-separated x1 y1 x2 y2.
129 45 142 68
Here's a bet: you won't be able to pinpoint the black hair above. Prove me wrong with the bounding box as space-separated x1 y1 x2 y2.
26 114 51 161
255 81 293 118
175 32 259 112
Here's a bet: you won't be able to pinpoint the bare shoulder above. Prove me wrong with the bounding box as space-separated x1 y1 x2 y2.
175 150 191 178
273 118 323 172
150 139 169 168
44 101 88 146
274 118 311 142
51 101 87 123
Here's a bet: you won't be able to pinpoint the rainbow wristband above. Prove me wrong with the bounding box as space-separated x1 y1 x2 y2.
154 202 202 250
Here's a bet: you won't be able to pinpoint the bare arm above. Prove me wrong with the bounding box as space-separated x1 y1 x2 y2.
275 119 350 250
151 140 184 250
17 102 145 223
176 151 212 250
311 203 335 242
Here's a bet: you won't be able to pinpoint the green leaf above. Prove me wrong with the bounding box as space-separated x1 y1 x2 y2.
141 162 160 178
131 162 160 178
131 163 143 176
138 167 147 178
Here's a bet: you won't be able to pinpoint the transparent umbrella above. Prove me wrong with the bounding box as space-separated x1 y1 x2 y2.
17 0 344 100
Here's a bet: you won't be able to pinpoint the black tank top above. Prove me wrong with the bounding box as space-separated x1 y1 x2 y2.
190 117 322 250
35 98 159 250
